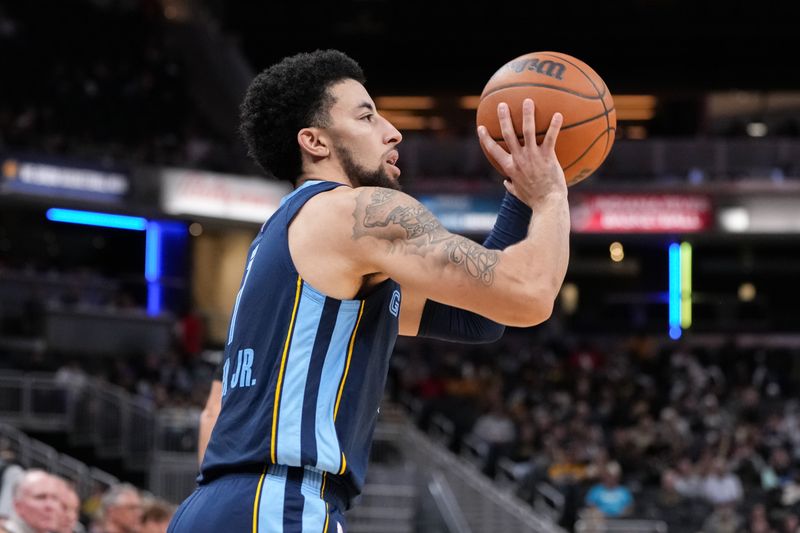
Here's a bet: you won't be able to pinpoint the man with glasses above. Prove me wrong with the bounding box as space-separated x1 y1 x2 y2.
96 484 142 533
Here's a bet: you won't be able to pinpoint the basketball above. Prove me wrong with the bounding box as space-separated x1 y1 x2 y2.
476 51 616 186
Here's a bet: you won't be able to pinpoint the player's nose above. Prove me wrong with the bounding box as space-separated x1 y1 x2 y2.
382 116 402 145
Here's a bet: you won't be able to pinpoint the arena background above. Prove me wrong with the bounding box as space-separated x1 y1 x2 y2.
2 1 800 532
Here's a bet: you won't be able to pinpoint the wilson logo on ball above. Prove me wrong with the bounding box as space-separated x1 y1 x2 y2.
507 58 566 80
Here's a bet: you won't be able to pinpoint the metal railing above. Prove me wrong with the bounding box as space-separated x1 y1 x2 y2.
396 411 565 533
0 422 119 499
145 402 564 532
428 470 473 533
0 371 185 498
0 373 71 431
0 373 564 530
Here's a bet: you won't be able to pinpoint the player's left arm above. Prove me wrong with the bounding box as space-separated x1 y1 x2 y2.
398 192 532 342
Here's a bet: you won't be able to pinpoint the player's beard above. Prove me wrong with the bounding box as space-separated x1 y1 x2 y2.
334 145 401 191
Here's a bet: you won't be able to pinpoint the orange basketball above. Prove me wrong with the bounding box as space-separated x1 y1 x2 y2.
476 51 616 186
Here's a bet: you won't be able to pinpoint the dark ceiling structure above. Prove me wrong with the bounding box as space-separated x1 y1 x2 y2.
214 0 800 96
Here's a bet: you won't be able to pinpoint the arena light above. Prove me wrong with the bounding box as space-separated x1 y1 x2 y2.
374 96 436 110
458 96 482 110
746 122 768 137
738 282 756 302
148 283 162 317
609 242 624 262
669 243 681 339
680 242 693 329
46 208 146 231
146 222 164 319
378 111 445 130
46 208 181 317
669 242 693 339
145 222 162 283
615 95 657 121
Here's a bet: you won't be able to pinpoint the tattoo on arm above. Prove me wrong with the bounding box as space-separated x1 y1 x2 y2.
353 189 498 285
444 237 499 285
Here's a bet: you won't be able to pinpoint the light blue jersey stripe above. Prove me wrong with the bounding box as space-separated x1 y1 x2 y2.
258 465 288 533
276 285 324 466
300 468 329 531
314 302 360 472
279 180 326 207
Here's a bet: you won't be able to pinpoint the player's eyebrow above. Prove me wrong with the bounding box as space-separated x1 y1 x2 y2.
355 102 375 113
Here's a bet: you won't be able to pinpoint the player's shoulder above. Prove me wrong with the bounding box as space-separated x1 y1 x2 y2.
298 185 424 247
303 186 416 224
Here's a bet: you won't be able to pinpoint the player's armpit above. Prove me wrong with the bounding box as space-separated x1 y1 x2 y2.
349 187 553 327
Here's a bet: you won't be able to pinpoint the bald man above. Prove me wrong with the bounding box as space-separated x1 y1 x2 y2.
1 470 61 533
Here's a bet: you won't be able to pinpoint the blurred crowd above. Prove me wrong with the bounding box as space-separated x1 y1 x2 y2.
391 333 800 532
7 263 800 532
0 465 173 533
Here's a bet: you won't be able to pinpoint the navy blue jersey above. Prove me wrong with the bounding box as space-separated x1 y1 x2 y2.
200 180 400 507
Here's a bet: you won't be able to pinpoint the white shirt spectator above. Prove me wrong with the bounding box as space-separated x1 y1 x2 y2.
702 470 743 506
472 410 515 445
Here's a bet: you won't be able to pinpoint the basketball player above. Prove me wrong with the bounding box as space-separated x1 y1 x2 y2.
171 49 569 533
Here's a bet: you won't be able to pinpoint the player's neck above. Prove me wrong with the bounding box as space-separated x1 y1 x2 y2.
297 161 353 189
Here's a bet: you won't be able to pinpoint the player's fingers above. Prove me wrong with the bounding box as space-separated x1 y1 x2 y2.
477 125 512 168
521 99 537 148
497 102 521 155
502 178 517 197
541 112 563 153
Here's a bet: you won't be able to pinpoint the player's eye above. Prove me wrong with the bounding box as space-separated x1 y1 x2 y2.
361 114 374 122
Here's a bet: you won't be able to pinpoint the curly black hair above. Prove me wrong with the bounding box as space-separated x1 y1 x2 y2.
239 49 365 183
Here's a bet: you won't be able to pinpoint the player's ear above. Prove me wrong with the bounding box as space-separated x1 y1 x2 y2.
298 127 330 159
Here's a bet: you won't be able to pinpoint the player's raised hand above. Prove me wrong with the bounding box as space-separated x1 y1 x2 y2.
477 99 567 207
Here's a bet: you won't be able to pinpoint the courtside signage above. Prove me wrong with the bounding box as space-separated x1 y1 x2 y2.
160 168 291 223
1 155 129 202
571 193 713 233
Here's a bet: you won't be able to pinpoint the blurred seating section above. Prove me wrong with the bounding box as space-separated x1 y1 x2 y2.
0 0 245 173
390 332 800 532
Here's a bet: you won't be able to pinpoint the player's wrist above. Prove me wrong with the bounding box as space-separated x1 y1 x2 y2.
528 190 568 210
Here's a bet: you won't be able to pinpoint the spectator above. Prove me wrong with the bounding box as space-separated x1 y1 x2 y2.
584 461 634 518
747 503 776 533
655 469 712 532
781 512 799 533
700 504 744 533
1 470 61 533
139 501 173 533
672 457 703 498
54 361 89 391
95 484 142 533
701 458 743 506
0 449 24 520
54 478 82 533
80 482 105 525
762 447 796 491
469 399 516 477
